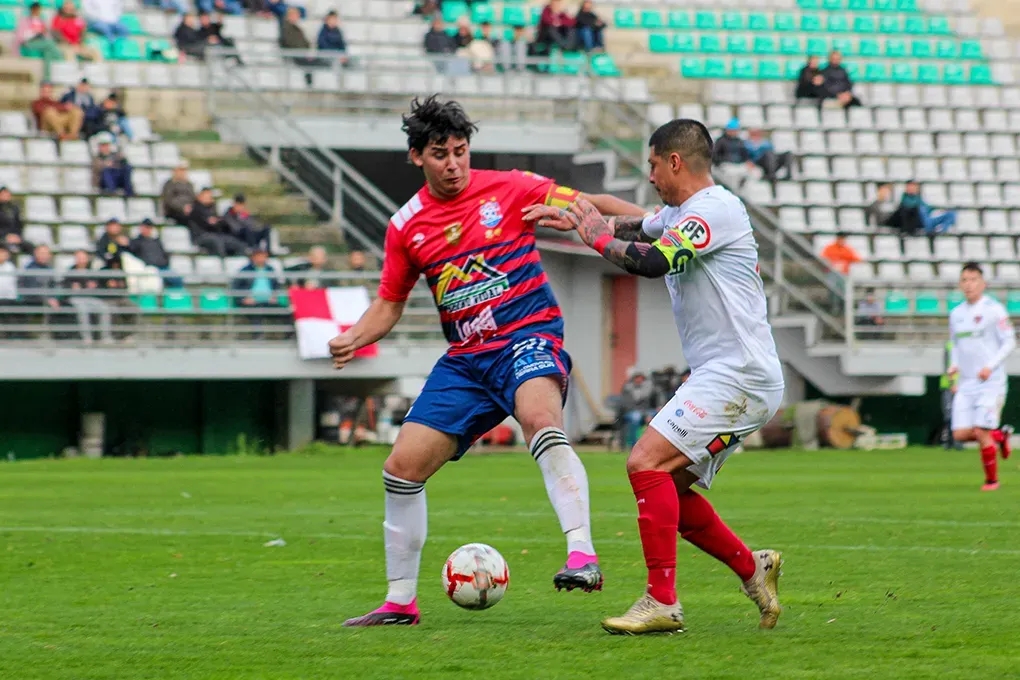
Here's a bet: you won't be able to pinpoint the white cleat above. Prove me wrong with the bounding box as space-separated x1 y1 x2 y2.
740 549 783 629
601 593 686 636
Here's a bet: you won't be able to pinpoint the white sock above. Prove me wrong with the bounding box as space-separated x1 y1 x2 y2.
530 427 595 556
382 471 427 606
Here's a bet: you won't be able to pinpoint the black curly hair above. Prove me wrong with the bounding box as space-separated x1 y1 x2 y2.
401 95 479 154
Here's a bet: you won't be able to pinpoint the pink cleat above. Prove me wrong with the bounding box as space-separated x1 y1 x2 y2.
981 482 1000 492
994 425 1013 460
343 599 421 627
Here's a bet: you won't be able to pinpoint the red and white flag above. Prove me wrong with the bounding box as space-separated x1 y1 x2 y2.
289 287 378 360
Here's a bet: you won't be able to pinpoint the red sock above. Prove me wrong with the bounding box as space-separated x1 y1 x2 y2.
629 470 679 605
677 490 756 582
990 429 1005 444
981 445 998 484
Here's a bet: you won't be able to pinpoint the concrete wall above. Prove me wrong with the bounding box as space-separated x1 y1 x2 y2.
635 277 685 374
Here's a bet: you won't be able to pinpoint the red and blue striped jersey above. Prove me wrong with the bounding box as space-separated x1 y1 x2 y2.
378 169 580 356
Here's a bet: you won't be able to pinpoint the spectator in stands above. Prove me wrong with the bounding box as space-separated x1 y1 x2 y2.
894 180 956 239
266 0 304 20
233 246 280 336
574 0 605 53
222 193 271 251
454 17 495 72
83 0 131 43
619 368 655 449
795 55 824 102
424 16 456 56
31 81 83 141
66 248 115 345
130 218 183 288
93 93 133 142
189 187 247 257
280 6 322 86
821 233 862 277
60 78 100 135
316 10 348 65
712 118 754 186
855 288 885 331
15 3 64 65
412 0 440 18
161 161 196 226
821 50 861 108
537 0 575 52
286 245 328 288
348 249 367 272
0 247 16 309
19 244 64 313
95 218 130 266
745 128 795 183
497 25 530 72
865 182 896 228
51 1 102 62
142 0 186 15
0 187 32 257
197 0 242 16
198 12 239 58
91 134 134 196
175 14 208 60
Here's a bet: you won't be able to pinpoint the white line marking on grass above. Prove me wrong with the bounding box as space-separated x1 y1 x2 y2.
1 526 1018 556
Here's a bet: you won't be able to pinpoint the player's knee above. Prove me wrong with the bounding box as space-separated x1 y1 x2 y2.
626 439 657 475
382 453 429 484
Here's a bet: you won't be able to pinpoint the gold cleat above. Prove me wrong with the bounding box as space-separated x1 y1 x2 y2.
740 549 783 629
601 593 686 636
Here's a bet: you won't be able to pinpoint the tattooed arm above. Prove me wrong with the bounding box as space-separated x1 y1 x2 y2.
611 215 656 243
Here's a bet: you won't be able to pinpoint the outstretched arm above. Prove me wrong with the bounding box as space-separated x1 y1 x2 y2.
329 297 405 368
582 193 646 219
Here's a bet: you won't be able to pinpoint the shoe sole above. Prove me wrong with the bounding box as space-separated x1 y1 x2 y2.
554 572 604 593
760 551 784 630
601 621 686 636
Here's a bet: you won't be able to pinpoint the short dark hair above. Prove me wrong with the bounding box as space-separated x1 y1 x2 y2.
402 95 478 154
877 181 892 189
835 231 848 239
961 261 983 276
648 119 713 174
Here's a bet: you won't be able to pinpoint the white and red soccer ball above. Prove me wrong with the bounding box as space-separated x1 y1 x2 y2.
442 543 509 610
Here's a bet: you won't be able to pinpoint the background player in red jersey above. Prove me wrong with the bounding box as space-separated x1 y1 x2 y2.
331 96 643 627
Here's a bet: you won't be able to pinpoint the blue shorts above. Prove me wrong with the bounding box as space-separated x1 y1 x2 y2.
403 335 572 458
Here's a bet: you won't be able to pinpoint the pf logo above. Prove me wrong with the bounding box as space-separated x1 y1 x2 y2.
676 216 711 249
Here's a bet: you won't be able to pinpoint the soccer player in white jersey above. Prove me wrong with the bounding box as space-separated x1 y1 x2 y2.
948 262 1015 491
524 118 785 635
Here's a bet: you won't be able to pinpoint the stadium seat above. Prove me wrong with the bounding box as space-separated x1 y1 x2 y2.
502 6 527 26
163 291 194 311
200 289 232 311
640 10 664 28
667 10 691 28
728 35 750 54
754 35 778 54
722 12 744 30
441 1 468 23
133 294 160 311
914 292 942 315
590 54 620 77
773 13 796 31
470 3 494 24
120 13 143 34
695 11 718 29
884 291 910 314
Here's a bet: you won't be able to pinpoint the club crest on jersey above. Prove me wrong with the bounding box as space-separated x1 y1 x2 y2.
479 198 504 229
975 315 982 323
435 255 510 313
674 215 712 249
444 222 463 245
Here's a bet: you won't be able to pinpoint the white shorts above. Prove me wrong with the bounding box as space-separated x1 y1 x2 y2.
649 372 784 489
951 387 1006 431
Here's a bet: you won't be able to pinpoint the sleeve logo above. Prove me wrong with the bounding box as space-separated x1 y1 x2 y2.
674 215 711 249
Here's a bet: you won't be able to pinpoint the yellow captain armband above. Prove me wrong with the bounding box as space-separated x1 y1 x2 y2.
544 185 581 210
652 228 697 275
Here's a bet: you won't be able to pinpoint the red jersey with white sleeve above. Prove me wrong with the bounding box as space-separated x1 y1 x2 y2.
378 169 580 356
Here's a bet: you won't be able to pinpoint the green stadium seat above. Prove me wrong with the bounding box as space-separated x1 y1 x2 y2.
471 3 495 24
673 34 696 52
557 51 586 74
911 39 933 58
0 0 20 6
969 64 993 84
853 16 877 33
704 57 727 77
640 10 664 28
681 58 705 78
112 39 143 61
276 291 290 309
879 16 901 33
827 15 850 32
773 13 796 31
848 0 868 9
823 0 843 9
747 12 769 30
163 291 194 311
731 58 755 78
915 293 942 315
753 35 778 54
928 16 950 34
935 39 958 59
590 53 620 76
858 38 880 56
502 5 527 26
727 35 750 54
758 59 784 79
779 36 803 55
903 16 926 33
441 0 468 23
874 0 895 10
843 61 861 80
784 60 804 79
88 36 112 59
199 290 231 311
722 11 743 30
891 63 915 82
885 38 907 57
864 62 890 82
897 0 918 10
884 291 910 315
666 10 691 29
947 290 965 311
699 34 723 53
120 13 142 34
20 42 46 59
806 37 828 55
695 11 717 29
145 39 172 61
831 37 853 54
800 13 823 31
614 8 637 28
1006 292 1020 315
530 5 542 24
649 33 672 53
133 294 159 311
943 64 965 84
797 0 821 8
917 63 940 83
959 40 983 59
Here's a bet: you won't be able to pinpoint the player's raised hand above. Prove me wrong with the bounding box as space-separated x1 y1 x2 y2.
329 331 358 369
521 204 579 232
978 366 992 381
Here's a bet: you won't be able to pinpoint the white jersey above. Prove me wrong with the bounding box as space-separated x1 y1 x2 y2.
949 295 1015 393
642 184 784 392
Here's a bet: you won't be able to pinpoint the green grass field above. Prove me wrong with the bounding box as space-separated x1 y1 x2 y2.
1 447 1018 680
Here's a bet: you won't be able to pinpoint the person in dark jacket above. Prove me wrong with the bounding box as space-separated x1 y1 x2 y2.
821 50 861 108
537 0 575 52
795 55 824 101
160 162 196 226
198 11 241 62
713 119 752 166
221 193 270 251
19 244 67 334
232 246 280 337
95 218 130 266
424 16 455 55
285 245 328 289
60 78 101 135
745 128 794 182
890 180 956 240
92 93 132 141
0 187 34 256
188 187 247 257
130 218 184 288
280 6 324 85
574 0 605 52
65 248 115 344
174 13 207 60
316 10 348 65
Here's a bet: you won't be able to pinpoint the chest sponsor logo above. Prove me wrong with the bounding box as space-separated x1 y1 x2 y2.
479 197 504 229
673 215 711 249
455 305 498 341
444 222 463 245
435 255 510 313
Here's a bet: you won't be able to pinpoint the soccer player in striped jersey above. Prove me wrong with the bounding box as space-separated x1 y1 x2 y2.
330 95 644 627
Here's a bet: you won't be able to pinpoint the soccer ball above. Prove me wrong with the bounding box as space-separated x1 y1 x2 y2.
441 543 509 610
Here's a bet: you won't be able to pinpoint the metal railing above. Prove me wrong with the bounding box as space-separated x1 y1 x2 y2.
0 269 445 348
